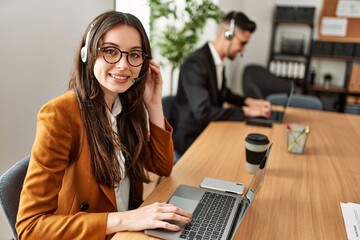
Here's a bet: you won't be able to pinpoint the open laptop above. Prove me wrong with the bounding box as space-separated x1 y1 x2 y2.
245 83 295 127
145 144 273 240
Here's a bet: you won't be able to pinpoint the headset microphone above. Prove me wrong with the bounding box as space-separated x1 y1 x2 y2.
132 69 148 84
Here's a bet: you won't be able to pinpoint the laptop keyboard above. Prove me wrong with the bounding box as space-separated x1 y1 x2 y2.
180 191 236 240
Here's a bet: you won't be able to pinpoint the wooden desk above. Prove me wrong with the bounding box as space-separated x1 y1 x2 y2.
113 108 360 240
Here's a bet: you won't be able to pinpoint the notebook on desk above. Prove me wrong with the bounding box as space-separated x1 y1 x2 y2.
145 144 273 240
245 83 295 127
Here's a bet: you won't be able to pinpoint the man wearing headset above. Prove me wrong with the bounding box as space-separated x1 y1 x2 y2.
173 11 272 155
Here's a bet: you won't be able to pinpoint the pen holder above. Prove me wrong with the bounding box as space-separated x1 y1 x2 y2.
287 124 310 154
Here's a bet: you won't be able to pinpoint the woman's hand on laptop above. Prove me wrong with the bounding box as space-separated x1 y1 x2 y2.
106 202 192 234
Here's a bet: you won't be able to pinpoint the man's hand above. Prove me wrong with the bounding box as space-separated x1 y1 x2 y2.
243 97 272 118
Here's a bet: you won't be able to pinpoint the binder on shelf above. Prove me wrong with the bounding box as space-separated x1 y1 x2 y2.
311 40 333 56
312 40 360 58
333 42 355 57
345 96 360 115
348 65 360 93
275 6 315 22
347 96 360 105
275 6 297 21
354 43 360 58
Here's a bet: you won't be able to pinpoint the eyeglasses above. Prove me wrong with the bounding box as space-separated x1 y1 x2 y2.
98 47 148 67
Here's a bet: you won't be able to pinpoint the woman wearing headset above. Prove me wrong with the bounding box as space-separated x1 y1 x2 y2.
16 11 191 239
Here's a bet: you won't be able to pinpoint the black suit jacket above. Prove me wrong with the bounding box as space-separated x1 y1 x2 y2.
173 43 246 154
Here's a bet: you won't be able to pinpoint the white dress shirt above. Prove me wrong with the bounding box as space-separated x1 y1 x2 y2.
208 42 224 90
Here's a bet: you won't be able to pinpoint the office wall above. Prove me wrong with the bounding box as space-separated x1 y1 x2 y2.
0 1 114 239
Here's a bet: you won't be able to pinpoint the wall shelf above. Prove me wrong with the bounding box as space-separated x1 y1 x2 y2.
268 6 315 93
309 40 360 112
307 84 347 94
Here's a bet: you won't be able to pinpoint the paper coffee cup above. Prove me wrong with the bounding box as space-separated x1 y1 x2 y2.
245 133 269 174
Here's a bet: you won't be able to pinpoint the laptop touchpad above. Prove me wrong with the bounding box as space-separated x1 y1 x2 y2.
169 195 198 214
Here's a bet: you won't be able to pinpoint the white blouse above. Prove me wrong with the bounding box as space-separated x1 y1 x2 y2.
107 96 130 212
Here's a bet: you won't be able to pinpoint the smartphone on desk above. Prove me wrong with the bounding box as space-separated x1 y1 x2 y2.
200 177 245 195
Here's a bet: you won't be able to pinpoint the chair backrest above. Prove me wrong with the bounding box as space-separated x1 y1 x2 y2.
162 95 176 126
243 64 292 99
161 95 183 163
267 93 324 110
0 155 30 240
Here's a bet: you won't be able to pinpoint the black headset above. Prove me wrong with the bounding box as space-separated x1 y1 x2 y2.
224 13 236 40
80 23 94 63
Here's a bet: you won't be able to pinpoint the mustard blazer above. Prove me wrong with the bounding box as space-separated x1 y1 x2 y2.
16 91 174 240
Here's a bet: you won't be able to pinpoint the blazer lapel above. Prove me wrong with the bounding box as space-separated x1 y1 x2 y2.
100 184 117 210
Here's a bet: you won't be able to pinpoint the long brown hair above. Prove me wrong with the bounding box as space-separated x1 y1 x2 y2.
68 11 152 188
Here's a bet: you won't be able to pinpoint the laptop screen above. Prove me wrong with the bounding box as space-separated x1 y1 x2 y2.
246 143 272 202
284 82 295 109
228 143 273 239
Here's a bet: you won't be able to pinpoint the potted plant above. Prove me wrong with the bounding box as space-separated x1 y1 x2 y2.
323 72 332 88
150 0 223 95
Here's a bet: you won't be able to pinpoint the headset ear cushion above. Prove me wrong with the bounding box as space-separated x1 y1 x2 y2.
80 24 94 63
224 30 233 39
225 16 235 40
81 46 87 63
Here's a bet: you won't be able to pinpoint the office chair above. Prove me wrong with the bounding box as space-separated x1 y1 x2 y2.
162 95 182 163
162 95 176 127
267 93 324 110
243 64 292 99
0 155 30 240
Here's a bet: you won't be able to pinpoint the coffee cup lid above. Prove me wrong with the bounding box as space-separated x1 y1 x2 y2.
245 133 269 145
